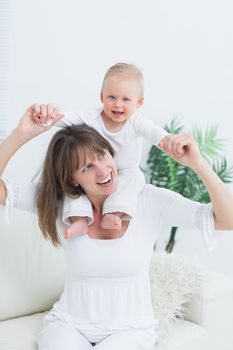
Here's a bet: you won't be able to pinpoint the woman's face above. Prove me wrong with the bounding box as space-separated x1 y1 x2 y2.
72 149 118 199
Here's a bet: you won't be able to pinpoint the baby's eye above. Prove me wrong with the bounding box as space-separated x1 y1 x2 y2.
108 96 115 100
122 98 130 103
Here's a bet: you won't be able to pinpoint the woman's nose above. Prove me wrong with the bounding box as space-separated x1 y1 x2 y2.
96 164 105 177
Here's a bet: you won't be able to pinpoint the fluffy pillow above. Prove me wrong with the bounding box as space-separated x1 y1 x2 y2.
149 252 204 340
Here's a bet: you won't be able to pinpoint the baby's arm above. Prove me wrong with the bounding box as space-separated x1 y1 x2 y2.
133 113 186 156
133 113 168 146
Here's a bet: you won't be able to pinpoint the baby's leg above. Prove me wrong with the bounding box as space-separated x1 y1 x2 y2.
102 168 145 223
101 212 123 230
63 195 93 239
38 317 92 350
64 216 89 240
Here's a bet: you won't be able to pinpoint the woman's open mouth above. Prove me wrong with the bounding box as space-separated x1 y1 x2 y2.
97 172 112 186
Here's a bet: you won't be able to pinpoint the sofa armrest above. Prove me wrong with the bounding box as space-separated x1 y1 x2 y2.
183 270 233 344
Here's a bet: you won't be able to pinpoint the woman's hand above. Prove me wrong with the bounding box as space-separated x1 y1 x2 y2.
17 104 63 141
159 133 205 170
160 133 233 231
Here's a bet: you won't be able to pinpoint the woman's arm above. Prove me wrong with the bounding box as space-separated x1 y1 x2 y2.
159 133 233 230
0 104 63 205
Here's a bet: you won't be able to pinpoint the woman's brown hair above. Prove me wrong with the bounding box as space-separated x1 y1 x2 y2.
36 124 115 247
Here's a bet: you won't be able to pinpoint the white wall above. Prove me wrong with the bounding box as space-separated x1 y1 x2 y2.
4 0 233 276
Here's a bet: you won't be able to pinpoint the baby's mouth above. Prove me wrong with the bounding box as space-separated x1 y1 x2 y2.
112 110 124 116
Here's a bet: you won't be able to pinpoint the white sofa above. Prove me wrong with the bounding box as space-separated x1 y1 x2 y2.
1 208 233 350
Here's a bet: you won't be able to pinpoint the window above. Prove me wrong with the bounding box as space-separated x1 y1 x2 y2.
0 0 9 140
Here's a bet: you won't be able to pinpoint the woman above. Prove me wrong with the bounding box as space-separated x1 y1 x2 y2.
1 104 233 350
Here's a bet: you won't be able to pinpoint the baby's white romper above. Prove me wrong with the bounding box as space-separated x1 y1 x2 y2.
57 108 168 224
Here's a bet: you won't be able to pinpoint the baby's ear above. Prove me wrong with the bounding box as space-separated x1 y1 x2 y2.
137 96 144 107
100 91 104 103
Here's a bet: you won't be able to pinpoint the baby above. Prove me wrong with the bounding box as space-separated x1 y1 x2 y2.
33 63 181 239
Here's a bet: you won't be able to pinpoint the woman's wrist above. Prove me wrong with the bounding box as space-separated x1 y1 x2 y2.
189 157 210 175
0 128 27 177
11 126 35 145
9 128 28 146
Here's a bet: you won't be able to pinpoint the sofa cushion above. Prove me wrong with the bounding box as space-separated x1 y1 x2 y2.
0 313 207 350
155 319 207 350
0 208 67 321
0 312 47 350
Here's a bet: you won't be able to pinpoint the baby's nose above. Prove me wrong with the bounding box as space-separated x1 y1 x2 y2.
113 99 121 107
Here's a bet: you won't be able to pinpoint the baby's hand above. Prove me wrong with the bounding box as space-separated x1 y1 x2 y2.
33 103 62 127
159 134 185 158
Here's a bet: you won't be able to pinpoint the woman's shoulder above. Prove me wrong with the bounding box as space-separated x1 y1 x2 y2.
135 184 177 225
139 184 183 206
141 183 171 196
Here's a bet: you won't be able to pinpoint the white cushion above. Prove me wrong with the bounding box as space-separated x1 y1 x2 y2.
0 313 206 350
0 312 47 350
0 208 67 321
155 319 207 350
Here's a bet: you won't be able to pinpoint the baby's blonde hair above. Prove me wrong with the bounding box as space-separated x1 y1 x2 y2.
102 63 144 96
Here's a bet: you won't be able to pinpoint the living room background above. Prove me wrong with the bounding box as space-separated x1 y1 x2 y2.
2 0 233 276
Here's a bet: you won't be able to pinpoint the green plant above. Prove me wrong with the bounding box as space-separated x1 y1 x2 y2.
145 118 233 252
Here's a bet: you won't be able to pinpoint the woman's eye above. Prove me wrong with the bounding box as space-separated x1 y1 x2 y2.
82 165 91 172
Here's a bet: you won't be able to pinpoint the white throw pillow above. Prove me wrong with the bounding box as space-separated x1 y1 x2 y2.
150 252 204 339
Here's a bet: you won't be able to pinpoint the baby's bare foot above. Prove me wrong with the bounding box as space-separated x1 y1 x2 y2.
64 219 88 240
101 214 122 230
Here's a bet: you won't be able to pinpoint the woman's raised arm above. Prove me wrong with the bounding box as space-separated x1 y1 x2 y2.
0 104 63 205
159 133 233 230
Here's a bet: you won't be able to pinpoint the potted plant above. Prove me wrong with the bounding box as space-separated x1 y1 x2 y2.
145 118 233 253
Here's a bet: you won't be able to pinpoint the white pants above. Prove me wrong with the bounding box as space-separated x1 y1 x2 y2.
63 168 145 225
38 318 156 350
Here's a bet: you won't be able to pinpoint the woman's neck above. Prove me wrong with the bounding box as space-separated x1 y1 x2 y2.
86 192 107 214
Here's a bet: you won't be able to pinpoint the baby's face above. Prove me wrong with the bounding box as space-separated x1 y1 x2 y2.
101 75 144 125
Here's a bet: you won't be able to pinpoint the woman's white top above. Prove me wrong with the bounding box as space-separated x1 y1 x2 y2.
1 179 217 340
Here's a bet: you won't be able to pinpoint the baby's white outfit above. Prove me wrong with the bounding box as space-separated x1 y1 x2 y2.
1 179 217 349
56 107 168 224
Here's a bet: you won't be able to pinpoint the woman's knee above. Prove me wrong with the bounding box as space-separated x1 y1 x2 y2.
94 328 156 350
38 319 92 350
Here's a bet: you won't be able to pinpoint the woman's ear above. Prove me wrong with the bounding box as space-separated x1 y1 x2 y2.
72 180 79 187
137 96 144 108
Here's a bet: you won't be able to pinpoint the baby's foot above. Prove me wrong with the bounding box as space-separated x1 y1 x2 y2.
64 219 88 240
101 213 122 230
